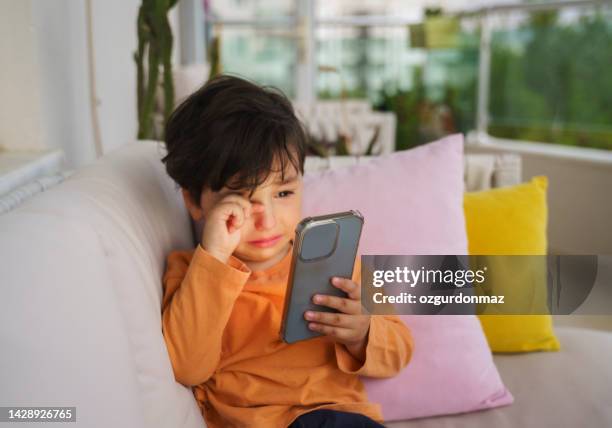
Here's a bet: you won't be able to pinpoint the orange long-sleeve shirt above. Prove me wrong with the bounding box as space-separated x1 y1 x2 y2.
161 242 413 428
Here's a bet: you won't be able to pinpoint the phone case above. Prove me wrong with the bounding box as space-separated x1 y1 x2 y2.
279 210 364 344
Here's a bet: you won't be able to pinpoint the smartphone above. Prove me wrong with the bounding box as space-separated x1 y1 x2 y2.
279 210 364 344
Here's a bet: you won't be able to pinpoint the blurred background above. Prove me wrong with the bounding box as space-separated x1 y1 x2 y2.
1 0 611 255
205 0 612 152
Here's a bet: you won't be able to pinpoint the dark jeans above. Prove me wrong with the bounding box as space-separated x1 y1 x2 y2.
288 409 387 428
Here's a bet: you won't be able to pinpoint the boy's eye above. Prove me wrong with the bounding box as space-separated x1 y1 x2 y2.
278 190 294 198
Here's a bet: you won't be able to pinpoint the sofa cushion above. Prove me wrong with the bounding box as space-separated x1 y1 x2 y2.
385 327 612 427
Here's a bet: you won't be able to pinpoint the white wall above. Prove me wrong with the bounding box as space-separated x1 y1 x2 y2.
0 0 180 170
30 0 96 169
0 0 45 151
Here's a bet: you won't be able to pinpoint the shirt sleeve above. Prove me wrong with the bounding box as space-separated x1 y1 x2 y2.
334 255 414 378
161 245 252 386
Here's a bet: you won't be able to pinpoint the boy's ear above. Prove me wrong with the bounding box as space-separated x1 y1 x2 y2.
181 188 204 221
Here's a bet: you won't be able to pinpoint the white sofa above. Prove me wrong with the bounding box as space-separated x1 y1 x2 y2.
1 141 611 428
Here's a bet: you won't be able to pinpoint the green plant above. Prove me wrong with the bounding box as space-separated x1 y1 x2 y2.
375 67 426 150
488 10 612 150
135 0 179 140
207 33 222 80
374 61 473 151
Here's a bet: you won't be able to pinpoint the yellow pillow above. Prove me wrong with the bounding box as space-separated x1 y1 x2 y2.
464 176 560 353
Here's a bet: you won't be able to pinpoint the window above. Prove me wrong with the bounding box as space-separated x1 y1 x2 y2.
204 0 299 97
486 4 612 151
195 0 612 151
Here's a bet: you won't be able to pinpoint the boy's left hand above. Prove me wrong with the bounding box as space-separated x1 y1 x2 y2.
304 276 371 363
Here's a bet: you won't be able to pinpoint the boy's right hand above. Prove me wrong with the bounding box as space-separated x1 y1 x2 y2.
200 194 264 264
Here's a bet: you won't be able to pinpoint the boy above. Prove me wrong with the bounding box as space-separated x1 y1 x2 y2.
160 74 413 428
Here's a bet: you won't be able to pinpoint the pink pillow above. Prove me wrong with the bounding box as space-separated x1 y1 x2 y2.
365 316 513 421
302 134 513 421
302 134 468 255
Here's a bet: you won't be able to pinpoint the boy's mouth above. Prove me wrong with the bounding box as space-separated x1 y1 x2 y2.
248 234 282 248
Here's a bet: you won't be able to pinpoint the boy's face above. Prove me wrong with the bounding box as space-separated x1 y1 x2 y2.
184 159 303 267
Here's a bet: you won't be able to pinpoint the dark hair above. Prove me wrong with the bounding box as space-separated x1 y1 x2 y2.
161 74 307 204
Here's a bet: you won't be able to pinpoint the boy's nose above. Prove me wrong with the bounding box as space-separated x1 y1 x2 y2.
252 203 276 230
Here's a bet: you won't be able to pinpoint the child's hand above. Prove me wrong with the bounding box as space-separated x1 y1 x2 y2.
304 276 371 363
200 194 264 263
